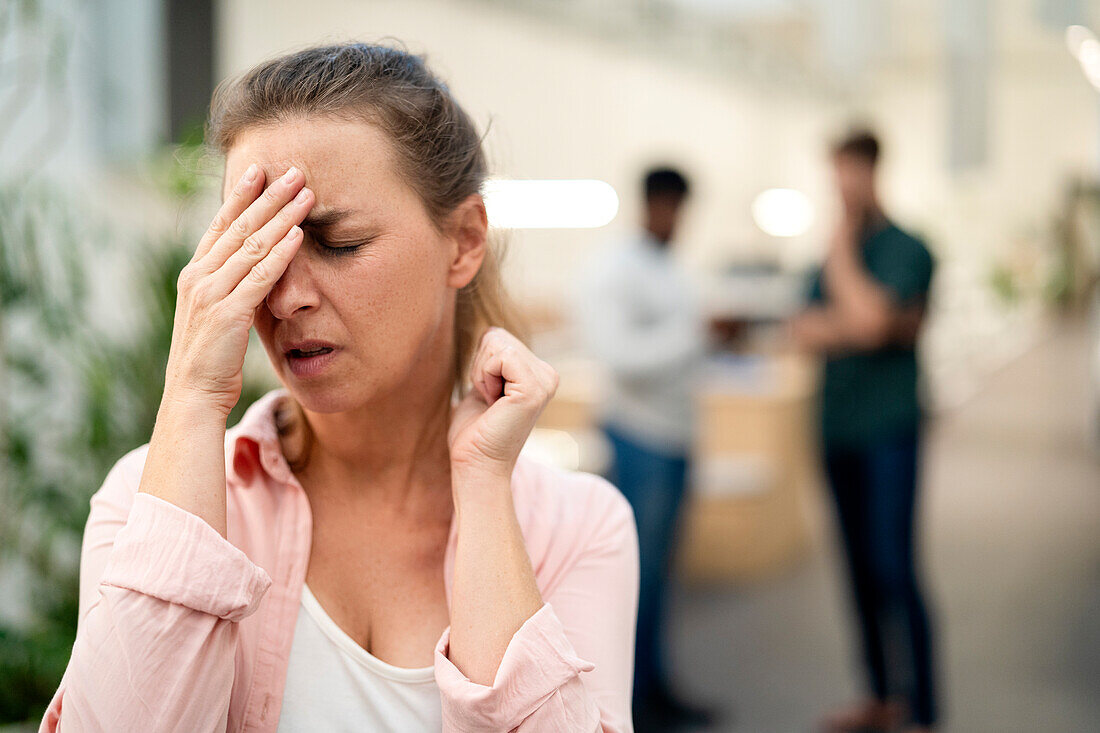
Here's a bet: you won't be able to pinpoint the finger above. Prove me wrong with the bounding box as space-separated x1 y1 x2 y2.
227 226 303 309
478 346 512 403
476 330 513 396
485 327 540 367
193 164 264 263
471 343 497 404
481 360 506 402
212 186 314 296
201 166 306 271
497 344 556 403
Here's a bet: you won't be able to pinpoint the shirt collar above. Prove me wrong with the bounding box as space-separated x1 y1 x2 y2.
227 387 296 488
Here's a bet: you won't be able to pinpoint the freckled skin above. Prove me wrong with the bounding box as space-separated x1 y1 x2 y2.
223 118 458 416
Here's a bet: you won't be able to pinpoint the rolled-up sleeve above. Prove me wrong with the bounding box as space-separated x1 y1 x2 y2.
40 451 271 733
434 480 639 732
101 493 270 621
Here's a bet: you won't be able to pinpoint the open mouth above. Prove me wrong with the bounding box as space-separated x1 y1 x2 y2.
288 347 334 358
284 344 338 378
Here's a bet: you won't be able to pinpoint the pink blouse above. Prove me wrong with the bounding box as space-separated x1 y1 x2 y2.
39 388 639 732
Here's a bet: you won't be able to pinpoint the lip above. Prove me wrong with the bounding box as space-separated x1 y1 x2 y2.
281 340 340 379
282 339 339 355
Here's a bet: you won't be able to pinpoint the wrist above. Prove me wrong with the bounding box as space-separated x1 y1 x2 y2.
450 451 515 483
158 389 232 428
450 466 514 511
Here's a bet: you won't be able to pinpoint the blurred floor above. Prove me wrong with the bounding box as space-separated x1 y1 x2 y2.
671 317 1100 733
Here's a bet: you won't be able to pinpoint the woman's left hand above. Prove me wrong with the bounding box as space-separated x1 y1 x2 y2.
448 327 559 481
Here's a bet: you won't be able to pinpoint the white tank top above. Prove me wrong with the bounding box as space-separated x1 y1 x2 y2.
276 584 443 732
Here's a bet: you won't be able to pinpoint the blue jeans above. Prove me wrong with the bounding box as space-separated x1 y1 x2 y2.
603 423 689 704
824 433 938 726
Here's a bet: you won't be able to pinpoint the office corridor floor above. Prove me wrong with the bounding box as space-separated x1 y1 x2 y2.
670 318 1100 732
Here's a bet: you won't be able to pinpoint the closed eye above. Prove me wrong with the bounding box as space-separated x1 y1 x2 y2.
314 235 375 256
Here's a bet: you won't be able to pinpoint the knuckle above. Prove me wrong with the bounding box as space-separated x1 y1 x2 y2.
248 261 270 283
208 214 230 236
176 264 195 289
232 214 251 235
242 235 265 257
262 186 281 204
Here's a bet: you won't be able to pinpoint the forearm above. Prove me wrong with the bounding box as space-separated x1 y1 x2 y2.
42 481 272 732
52 589 239 733
138 394 230 536
822 246 893 341
790 306 854 353
447 469 544 686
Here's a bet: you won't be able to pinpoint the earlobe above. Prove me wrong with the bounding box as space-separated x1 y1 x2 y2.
446 195 488 289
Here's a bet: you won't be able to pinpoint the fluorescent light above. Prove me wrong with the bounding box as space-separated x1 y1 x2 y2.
1080 39 1100 89
751 188 814 238
482 179 619 229
1067 25 1100 90
1066 25 1096 59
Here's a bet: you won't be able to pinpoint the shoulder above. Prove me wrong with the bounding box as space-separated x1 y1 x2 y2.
512 454 633 523
879 223 933 262
510 455 637 573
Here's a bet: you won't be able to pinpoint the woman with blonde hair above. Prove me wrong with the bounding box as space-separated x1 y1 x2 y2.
41 42 638 732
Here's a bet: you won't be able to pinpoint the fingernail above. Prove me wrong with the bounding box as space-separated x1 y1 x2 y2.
294 187 311 205
283 166 300 183
242 163 258 183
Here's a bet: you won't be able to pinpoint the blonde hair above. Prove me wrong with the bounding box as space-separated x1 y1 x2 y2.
206 41 523 471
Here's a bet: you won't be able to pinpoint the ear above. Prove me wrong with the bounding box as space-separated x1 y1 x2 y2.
445 193 488 290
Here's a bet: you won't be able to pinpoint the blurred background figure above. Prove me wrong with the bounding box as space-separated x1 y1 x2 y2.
790 130 937 732
575 167 715 732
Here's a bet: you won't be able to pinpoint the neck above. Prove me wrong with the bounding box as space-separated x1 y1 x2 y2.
846 198 884 228
289 336 456 513
643 225 670 247
864 201 887 230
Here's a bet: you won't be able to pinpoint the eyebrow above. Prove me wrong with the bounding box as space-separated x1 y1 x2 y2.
302 207 353 230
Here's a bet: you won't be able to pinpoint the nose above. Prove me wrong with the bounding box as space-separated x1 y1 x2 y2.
264 245 319 319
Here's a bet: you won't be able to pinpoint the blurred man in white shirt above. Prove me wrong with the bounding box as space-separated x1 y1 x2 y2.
576 167 713 732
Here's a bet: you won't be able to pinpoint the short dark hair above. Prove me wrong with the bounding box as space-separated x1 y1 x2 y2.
832 129 880 165
643 166 690 199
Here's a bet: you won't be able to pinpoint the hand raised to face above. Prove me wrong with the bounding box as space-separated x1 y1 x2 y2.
164 164 314 417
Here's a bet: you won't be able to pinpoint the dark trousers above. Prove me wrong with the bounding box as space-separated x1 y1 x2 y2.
603 423 689 704
823 433 938 726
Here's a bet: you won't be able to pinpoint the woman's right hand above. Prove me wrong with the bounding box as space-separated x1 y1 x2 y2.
164 164 315 417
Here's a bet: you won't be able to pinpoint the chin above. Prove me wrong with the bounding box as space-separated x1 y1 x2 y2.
285 388 350 414
276 369 372 415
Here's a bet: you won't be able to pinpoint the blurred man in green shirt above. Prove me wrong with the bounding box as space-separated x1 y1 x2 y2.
791 130 938 732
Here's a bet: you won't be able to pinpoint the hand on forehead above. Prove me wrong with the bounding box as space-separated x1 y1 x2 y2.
220 119 419 229
222 157 312 201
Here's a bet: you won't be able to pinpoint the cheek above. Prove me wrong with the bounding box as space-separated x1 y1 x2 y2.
341 241 450 345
